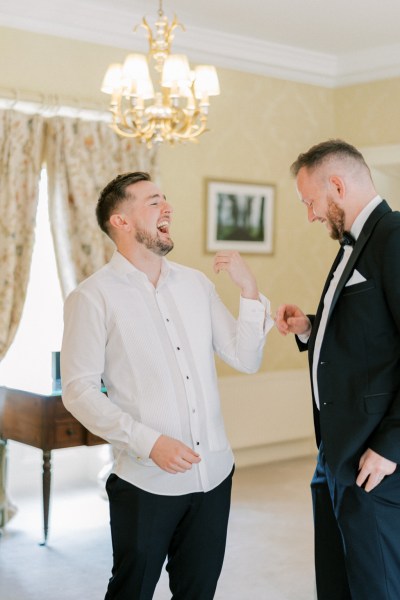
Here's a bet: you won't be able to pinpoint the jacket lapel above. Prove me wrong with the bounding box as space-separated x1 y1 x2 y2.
327 200 391 321
308 247 343 355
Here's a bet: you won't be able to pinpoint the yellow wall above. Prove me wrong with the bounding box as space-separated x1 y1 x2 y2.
335 79 400 146
1 26 399 378
159 70 336 375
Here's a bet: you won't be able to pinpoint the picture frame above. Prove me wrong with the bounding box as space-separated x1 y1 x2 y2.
206 179 275 254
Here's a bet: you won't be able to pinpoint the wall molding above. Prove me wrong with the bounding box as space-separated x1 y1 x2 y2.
234 438 316 469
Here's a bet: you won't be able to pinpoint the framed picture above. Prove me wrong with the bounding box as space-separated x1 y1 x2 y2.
206 179 274 254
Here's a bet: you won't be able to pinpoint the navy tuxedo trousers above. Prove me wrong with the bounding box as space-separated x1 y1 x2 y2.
312 448 400 600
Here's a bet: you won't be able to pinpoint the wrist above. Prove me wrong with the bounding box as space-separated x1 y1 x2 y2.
240 286 259 300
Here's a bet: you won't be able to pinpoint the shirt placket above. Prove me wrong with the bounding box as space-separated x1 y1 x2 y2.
154 288 205 469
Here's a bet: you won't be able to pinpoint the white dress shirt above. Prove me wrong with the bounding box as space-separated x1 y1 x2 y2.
311 195 382 408
61 251 273 495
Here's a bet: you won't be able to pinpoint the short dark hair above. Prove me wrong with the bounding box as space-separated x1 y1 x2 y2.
290 139 369 177
96 172 151 236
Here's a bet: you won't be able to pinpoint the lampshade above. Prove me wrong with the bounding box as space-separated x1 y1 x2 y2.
101 63 123 94
194 65 220 98
161 55 191 88
122 54 155 99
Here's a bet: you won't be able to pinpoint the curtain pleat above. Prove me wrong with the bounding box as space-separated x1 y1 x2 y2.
45 116 158 297
0 110 45 360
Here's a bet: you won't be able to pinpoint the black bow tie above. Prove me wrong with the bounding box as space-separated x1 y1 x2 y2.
340 232 355 247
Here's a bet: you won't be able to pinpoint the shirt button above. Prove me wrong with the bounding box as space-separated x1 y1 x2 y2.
196 441 200 446
186 375 189 380
177 346 180 350
192 408 196 413
166 318 170 322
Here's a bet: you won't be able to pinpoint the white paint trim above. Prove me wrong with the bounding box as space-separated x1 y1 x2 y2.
336 43 400 87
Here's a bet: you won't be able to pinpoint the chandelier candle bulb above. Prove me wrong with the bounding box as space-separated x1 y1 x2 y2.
101 0 220 146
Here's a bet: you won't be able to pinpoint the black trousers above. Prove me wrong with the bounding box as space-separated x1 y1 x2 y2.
104 468 233 600
312 448 400 600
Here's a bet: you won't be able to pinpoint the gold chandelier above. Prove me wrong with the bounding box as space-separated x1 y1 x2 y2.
101 0 220 147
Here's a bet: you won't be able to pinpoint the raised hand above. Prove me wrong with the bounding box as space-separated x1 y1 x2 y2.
213 251 259 299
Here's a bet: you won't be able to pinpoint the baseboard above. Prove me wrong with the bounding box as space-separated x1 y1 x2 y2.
233 437 316 468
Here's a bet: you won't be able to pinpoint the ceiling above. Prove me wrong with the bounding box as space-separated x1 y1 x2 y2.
2 0 400 87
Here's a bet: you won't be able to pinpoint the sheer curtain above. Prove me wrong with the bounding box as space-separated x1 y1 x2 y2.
0 109 45 527
45 116 159 297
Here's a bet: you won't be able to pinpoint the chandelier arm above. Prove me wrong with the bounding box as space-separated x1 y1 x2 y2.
167 15 185 40
137 18 154 48
167 107 208 137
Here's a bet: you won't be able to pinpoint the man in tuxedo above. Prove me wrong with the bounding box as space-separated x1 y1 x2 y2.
275 139 400 600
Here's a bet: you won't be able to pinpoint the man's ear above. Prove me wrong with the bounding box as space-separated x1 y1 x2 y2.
109 212 130 232
329 175 345 200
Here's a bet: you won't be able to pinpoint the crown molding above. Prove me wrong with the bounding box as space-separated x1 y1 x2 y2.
335 44 400 87
1 3 400 88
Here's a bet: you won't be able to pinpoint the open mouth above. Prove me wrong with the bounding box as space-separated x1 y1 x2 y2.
157 220 170 234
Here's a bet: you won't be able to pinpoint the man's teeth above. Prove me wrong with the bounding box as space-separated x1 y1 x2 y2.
157 221 169 230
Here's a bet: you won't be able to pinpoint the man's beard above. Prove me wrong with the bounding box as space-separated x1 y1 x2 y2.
326 196 345 241
135 227 174 256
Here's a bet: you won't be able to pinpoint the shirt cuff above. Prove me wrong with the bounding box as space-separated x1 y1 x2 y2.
297 332 310 343
239 293 274 333
133 424 162 459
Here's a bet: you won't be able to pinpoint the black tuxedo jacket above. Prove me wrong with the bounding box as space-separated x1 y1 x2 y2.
298 200 400 484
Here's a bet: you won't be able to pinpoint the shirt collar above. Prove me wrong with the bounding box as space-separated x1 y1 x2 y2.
109 251 172 284
350 195 382 240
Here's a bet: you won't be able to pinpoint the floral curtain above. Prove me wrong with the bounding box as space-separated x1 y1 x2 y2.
0 110 45 359
45 116 159 297
0 109 45 527
0 110 158 529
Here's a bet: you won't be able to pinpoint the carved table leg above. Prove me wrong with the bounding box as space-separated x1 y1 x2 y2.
0 438 7 531
40 449 52 546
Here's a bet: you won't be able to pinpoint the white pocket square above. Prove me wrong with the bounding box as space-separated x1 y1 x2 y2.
345 269 367 287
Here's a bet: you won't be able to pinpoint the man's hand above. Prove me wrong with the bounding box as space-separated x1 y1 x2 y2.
150 435 201 474
213 251 259 299
275 303 312 337
356 448 396 492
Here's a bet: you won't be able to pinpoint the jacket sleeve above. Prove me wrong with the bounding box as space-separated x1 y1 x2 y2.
367 226 400 463
295 314 315 352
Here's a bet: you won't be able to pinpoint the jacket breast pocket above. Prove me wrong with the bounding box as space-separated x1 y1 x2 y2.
342 279 375 297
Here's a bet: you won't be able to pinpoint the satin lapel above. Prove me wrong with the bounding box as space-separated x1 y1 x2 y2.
327 200 391 322
308 246 344 356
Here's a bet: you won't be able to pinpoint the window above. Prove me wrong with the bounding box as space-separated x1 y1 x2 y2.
0 168 64 392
